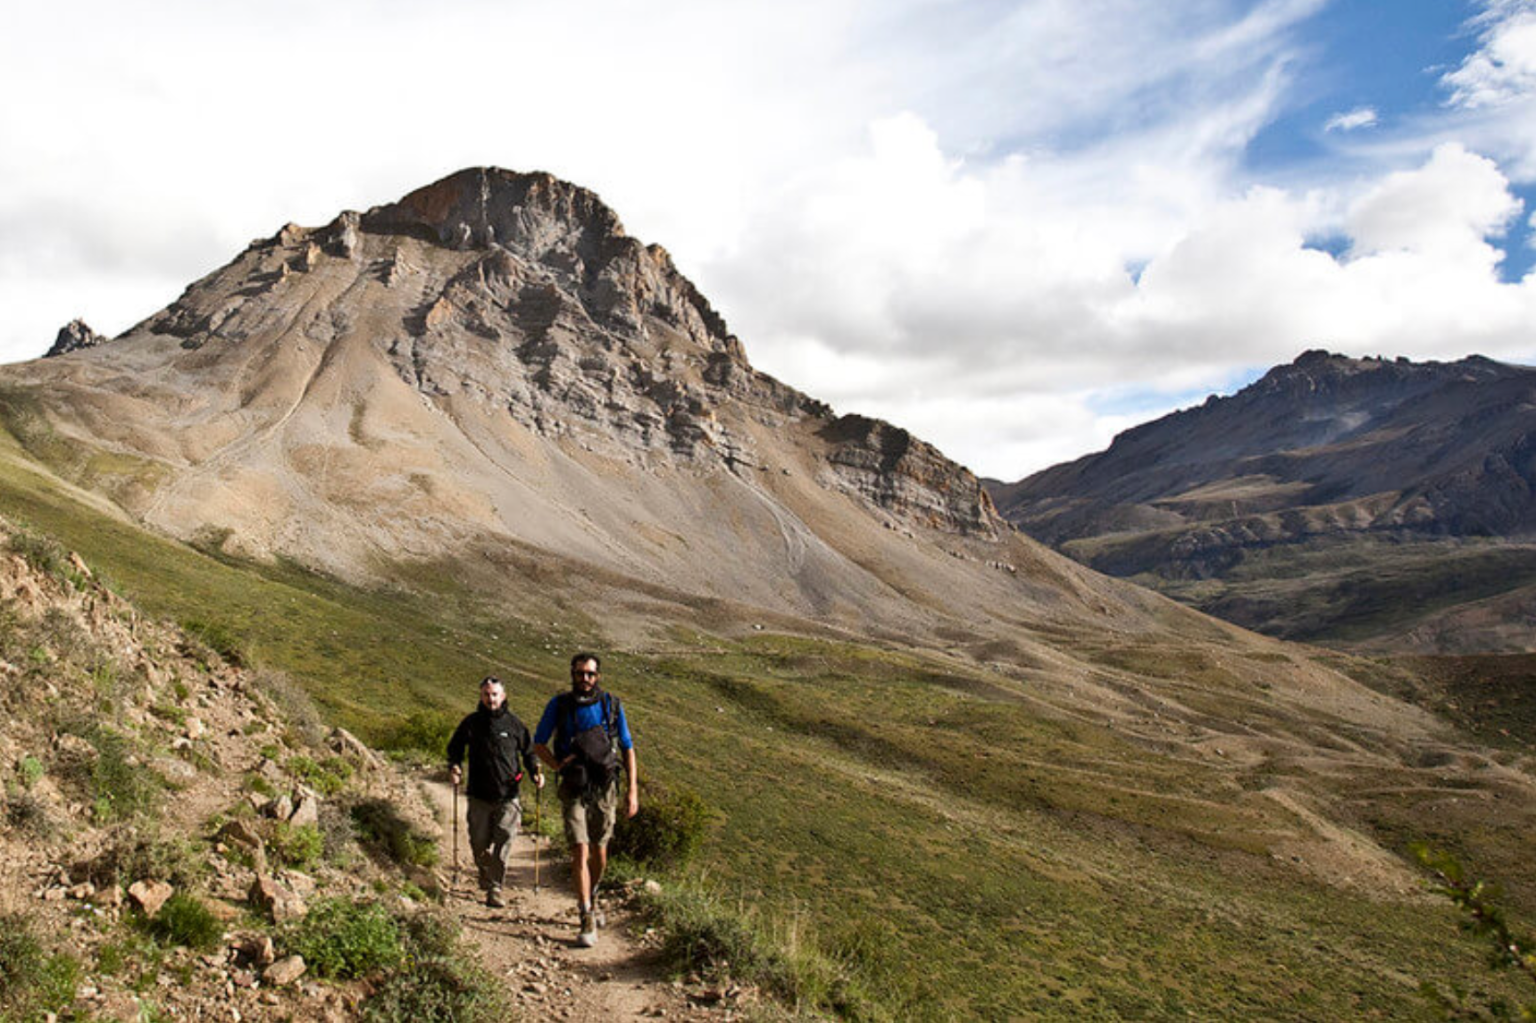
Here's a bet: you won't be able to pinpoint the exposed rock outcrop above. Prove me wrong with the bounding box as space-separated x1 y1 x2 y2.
45 318 107 357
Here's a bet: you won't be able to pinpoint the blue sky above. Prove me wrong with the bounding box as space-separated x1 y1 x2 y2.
4 0 1536 478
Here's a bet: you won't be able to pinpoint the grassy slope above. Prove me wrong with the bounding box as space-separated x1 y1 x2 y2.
0 424 1529 1020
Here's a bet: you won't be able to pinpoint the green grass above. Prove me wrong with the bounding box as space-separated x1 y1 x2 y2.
0 419 1531 1019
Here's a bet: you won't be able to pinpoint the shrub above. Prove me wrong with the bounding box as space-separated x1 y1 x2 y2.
361 910 508 1023
286 755 352 796
282 898 404 979
317 799 360 867
269 822 324 870
0 913 81 1017
611 781 712 870
382 711 457 759
142 893 223 951
351 799 439 868
17 754 43 789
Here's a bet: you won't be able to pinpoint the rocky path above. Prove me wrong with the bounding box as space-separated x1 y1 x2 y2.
424 780 734 1022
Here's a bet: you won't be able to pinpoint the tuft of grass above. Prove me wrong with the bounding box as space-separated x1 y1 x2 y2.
281 898 403 979
55 723 162 824
635 881 867 1018
140 892 224 951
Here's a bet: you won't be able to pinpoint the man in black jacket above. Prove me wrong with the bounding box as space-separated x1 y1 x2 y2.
446 676 542 908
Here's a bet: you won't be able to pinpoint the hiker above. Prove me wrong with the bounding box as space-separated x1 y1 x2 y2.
447 675 542 908
533 652 638 948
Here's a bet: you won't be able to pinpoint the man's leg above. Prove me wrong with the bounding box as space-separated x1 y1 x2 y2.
465 796 495 892
571 840 593 906
586 781 619 926
485 798 519 906
562 787 599 946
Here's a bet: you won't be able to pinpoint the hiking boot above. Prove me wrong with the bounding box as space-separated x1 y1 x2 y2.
577 908 597 948
486 888 506 909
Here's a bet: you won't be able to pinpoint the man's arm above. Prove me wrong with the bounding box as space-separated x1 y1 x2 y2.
445 717 469 785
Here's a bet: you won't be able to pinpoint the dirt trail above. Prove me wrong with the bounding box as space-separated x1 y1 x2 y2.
424 779 731 1022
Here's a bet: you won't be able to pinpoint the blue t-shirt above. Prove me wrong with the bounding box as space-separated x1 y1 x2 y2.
534 692 633 758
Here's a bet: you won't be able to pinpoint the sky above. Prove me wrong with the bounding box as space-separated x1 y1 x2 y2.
6 0 1536 480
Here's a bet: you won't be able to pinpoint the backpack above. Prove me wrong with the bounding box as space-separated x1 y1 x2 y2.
558 692 621 793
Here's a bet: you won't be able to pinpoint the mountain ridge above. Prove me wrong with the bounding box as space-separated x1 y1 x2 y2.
987 349 1536 648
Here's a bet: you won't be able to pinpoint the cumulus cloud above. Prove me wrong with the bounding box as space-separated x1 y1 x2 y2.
1325 107 1378 132
708 119 1536 478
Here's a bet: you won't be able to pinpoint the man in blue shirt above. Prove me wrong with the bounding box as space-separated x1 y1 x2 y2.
533 652 638 948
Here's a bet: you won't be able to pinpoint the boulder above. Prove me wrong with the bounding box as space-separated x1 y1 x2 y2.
248 875 306 923
288 794 320 829
263 955 307 986
128 879 174 917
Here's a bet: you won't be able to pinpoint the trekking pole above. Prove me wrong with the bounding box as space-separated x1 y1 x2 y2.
451 778 460 891
533 779 543 893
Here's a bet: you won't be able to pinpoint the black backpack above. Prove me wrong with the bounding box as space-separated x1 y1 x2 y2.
559 692 621 793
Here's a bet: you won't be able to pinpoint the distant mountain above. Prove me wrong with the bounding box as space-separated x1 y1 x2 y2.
987 350 1536 650
0 167 1140 643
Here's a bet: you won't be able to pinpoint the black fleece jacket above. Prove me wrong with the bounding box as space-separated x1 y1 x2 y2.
446 705 538 802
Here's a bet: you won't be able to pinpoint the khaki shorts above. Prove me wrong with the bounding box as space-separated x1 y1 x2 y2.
560 778 620 848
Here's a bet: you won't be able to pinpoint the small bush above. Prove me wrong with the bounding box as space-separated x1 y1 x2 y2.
286 755 352 796
282 898 404 979
17 754 44 789
382 711 457 759
352 799 439 868
142 892 223 951
0 913 81 1017
317 800 360 867
269 822 324 870
361 910 509 1023
611 781 712 870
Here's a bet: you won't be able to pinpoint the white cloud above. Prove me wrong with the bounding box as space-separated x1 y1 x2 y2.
1444 2 1536 109
8 1 1536 482
1325 107 1378 132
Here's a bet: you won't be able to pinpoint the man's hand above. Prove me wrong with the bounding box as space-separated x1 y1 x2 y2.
533 773 545 790
448 764 461 786
626 787 640 819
